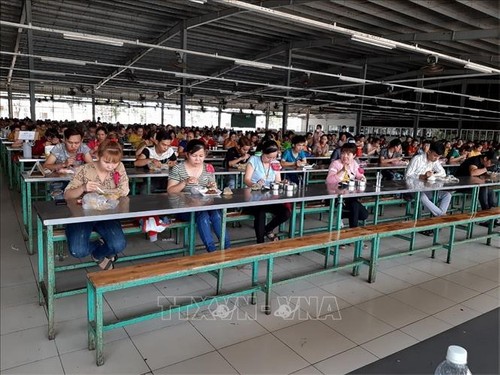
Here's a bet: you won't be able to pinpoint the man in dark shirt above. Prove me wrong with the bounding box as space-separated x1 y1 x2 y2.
455 151 497 212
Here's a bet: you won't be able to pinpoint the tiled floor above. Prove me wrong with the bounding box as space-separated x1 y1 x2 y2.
1 179 498 375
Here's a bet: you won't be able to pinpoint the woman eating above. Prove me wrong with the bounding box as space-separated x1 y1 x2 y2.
168 139 230 252
64 140 130 270
243 140 291 243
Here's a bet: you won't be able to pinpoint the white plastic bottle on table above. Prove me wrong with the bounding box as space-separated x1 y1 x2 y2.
434 345 472 375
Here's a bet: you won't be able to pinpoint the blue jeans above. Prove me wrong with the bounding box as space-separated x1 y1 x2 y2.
178 210 230 252
65 220 127 260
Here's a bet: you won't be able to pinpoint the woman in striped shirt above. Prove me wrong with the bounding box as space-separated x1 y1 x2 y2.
168 139 230 252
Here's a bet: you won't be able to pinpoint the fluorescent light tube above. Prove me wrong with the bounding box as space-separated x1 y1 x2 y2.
414 88 435 94
464 62 494 74
338 75 366 84
468 96 485 102
351 35 396 49
234 59 274 69
336 92 357 97
174 72 206 80
63 32 124 47
40 56 87 66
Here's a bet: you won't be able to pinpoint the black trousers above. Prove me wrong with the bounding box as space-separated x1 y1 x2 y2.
344 198 369 228
244 204 291 243
479 187 497 210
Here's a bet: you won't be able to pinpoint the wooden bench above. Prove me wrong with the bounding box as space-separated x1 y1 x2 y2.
365 208 500 282
295 195 412 237
87 227 376 365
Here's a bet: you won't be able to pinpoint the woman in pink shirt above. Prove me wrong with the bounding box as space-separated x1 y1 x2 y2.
326 143 368 229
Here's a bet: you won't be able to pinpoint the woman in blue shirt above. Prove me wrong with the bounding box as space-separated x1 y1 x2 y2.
243 141 291 242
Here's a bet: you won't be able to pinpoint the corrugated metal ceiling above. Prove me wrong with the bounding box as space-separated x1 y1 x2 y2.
0 0 499 123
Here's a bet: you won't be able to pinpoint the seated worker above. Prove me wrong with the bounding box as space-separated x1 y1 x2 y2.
87 126 108 157
168 139 230 252
405 142 451 234
43 127 93 172
32 128 61 156
313 134 330 157
455 150 498 213
244 140 291 243
178 130 195 158
280 135 308 184
128 124 145 149
223 136 252 189
134 129 157 157
326 142 368 229
134 129 177 194
379 138 405 181
64 140 130 270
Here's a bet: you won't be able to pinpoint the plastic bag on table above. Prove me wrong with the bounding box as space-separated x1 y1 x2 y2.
82 192 119 210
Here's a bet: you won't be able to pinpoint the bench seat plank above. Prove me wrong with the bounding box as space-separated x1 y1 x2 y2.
88 227 373 288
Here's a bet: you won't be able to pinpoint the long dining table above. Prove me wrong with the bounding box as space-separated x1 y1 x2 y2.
34 175 499 339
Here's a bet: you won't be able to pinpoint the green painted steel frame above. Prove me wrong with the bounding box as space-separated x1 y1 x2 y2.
87 230 375 365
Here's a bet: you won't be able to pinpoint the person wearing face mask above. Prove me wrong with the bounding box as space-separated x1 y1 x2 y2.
223 136 252 189
168 139 230 252
63 140 130 270
243 140 291 243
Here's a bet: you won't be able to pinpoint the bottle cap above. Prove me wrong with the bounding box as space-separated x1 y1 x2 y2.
446 345 467 365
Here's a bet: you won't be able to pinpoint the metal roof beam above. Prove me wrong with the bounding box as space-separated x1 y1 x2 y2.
6 2 26 85
389 28 499 42
94 0 315 89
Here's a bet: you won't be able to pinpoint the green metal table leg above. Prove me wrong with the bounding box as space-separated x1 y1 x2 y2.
220 208 227 250
264 258 274 315
251 260 258 305
299 201 306 237
373 195 381 224
446 226 456 263
368 237 379 283
290 202 297 238
37 217 45 306
95 291 105 366
87 280 96 350
46 225 55 340
189 213 196 256
352 241 361 276
27 181 34 254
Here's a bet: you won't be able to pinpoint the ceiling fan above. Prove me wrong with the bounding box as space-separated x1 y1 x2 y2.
420 55 444 75
166 51 187 70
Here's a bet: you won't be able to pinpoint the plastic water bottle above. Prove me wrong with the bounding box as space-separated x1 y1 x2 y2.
434 345 472 375
22 141 32 159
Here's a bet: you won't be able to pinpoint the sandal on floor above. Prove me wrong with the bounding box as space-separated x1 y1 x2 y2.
266 232 279 242
109 254 119 263
93 256 114 271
